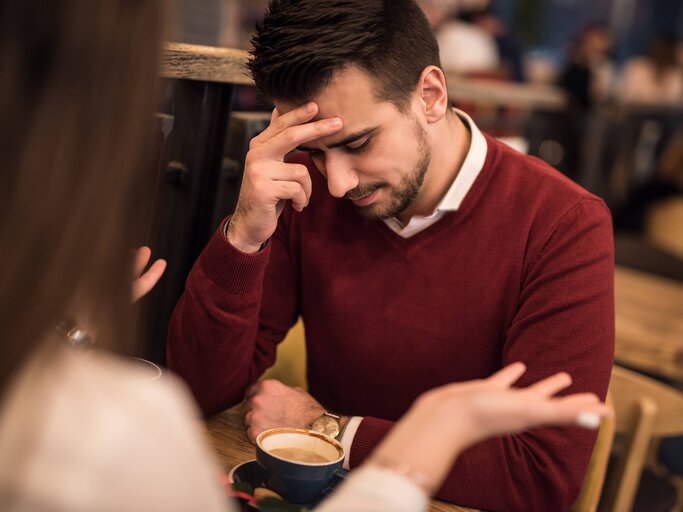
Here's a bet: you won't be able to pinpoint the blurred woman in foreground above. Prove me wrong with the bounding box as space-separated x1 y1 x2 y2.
0 1 609 511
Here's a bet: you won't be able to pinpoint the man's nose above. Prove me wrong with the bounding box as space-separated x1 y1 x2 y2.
325 153 359 198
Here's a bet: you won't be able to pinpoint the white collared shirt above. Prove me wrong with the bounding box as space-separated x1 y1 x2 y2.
382 108 487 238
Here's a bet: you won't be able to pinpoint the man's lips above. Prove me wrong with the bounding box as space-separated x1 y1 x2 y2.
349 188 381 206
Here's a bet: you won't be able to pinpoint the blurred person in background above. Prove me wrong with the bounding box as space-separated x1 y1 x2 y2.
0 2 610 511
421 1 523 81
560 23 615 112
459 7 525 81
617 35 683 107
433 4 501 76
557 23 614 181
611 37 683 236
417 0 459 30
613 128 683 233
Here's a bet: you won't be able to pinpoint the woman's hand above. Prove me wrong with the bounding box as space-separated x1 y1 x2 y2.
131 246 167 303
367 363 611 495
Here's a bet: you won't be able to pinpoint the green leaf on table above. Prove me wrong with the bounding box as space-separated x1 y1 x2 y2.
257 496 304 512
232 481 255 495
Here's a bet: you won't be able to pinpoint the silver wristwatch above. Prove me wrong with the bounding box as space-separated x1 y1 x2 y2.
310 411 341 439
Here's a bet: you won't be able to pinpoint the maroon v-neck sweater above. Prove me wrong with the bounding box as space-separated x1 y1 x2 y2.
168 135 614 511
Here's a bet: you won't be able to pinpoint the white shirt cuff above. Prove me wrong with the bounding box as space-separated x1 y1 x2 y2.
339 416 363 470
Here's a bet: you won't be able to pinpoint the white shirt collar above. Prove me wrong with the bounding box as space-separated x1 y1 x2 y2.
383 108 487 237
436 108 487 211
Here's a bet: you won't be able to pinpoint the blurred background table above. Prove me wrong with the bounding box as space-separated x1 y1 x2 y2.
445 74 566 111
615 265 683 384
205 408 478 512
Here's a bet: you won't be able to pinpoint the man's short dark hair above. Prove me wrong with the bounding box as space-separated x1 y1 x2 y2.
248 0 442 112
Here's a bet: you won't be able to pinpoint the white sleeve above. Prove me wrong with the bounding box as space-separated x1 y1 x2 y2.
313 465 428 512
96 375 236 512
339 416 363 470
0 352 236 512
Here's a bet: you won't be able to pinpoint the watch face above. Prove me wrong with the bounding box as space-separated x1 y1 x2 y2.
312 416 340 439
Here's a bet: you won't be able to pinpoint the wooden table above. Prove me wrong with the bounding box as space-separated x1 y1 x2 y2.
615 265 683 384
205 408 476 512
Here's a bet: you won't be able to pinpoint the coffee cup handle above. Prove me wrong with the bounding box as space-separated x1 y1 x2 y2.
333 468 349 481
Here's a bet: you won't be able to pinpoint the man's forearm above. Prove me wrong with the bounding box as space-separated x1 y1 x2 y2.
167 220 271 414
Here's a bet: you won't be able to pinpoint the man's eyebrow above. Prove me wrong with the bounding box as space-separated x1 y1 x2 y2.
297 126 379 153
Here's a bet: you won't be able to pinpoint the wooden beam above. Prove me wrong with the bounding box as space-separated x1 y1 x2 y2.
162 42 252 84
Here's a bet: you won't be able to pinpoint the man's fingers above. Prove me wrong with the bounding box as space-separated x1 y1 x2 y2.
274 181 309 212
244 382 261 399
270 163 312 205
270 102 318 134
253 102 318 146
244 410 254 428
264 117 343 158
247 425 260 444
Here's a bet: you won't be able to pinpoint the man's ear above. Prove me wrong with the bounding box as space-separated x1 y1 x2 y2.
415 66 449 123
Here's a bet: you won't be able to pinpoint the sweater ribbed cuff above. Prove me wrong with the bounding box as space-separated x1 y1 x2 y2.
348 417 394 468
198 217 271 295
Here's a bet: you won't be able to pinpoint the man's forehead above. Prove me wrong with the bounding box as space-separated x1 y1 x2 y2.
273 66 389 120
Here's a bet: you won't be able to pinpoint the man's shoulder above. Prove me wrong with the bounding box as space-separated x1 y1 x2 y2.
485 134 603 207
479 135 611 247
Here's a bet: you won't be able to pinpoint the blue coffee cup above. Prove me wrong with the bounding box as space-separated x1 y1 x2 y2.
256 427 345 504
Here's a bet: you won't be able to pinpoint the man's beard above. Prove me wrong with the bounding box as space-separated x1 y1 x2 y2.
347 119 431 220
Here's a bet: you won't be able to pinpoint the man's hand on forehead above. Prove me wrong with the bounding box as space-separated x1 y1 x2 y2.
250 102 342 156
225 102 343 254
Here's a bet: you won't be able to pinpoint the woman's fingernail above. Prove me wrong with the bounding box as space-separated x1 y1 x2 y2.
327 118 342 128
576 412 601 429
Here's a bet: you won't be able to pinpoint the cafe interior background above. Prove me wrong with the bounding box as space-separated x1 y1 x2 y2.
138 0 683 509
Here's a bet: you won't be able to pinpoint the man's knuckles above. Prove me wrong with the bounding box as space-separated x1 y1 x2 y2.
249 393 267 409
259 378 284 391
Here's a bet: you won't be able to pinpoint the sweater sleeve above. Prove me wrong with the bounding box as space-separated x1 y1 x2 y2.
347 198 615 512
166 215 300 415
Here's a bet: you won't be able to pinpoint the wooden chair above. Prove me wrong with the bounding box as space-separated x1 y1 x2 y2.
646 197 683 261
571 392 616 512
261 318 308 389
599 365 683 512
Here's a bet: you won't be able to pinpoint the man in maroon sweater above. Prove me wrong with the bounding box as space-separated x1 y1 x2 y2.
167 1 614 510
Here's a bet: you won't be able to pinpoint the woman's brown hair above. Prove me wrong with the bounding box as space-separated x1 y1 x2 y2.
0 0 165 398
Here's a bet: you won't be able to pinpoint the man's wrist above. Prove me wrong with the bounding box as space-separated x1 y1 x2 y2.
338 415 350 437
225 217 265 254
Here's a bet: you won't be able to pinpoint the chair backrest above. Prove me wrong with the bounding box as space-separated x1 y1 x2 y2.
571 391 616 512
261 318 308 389
646 197 683 261
600 365 683 512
